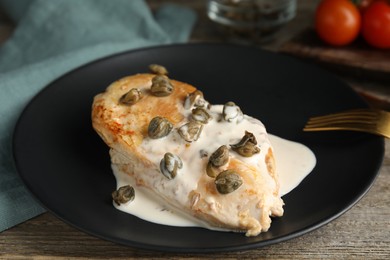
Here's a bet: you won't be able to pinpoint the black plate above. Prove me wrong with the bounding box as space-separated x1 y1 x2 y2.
13 43 384 253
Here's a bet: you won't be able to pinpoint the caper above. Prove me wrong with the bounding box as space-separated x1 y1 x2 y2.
230 131 257 148
233 142 260 157
230 131 260 157
148 116 173 139
178 121 203 142
150 75 173 97
215 169 243 194
112 185 135 206
184 90 207 109
209 145 229 167
191 107 212 124
223 101 244 123
206 161 219 178
206 145 229 178
160 152 183 180
149 64 168 75
200 149 209 158
119 88 142 105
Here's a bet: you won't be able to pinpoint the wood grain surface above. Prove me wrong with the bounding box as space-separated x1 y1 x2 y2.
280 28 390 84
0 0 389 259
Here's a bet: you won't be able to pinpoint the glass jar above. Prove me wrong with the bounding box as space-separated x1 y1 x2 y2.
207 0 297 43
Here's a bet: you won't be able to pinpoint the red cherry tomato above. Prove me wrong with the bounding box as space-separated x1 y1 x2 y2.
361 0 390 48
315 0 362 46
357 0 376 11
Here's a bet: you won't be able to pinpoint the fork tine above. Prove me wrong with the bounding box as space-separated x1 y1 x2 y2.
305 122 374 130
307 114 377 122
306 117 377 126
303 108 390 138
306 110 378 122
303 125 390 138
305 118 377 127
305 109 379 126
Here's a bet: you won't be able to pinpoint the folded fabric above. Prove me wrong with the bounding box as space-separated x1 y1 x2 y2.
0 0 196 232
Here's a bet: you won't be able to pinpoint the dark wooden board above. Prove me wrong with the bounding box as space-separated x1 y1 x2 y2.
280 28 390 84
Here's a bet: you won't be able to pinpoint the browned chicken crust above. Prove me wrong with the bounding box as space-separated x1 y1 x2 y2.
92 73 284 236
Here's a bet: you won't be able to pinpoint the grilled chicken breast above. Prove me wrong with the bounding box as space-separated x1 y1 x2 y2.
92 70 284 236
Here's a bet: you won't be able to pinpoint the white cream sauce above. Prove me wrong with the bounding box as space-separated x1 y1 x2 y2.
112 104 316 228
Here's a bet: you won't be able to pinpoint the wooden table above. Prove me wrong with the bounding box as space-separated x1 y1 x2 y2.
1 1 389 259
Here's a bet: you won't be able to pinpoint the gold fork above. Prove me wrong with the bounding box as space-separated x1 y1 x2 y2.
303 108 390 138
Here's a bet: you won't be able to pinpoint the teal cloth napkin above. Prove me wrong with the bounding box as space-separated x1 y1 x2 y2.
0 0 196 232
